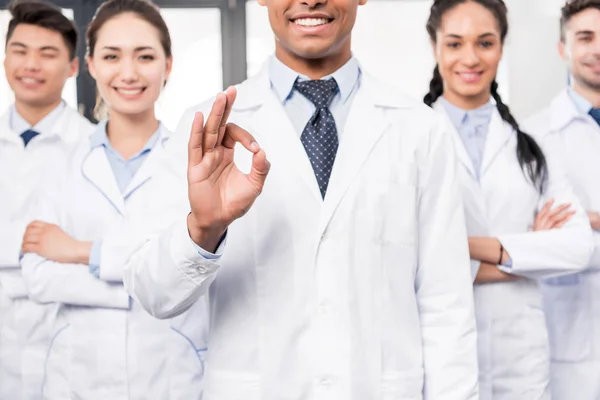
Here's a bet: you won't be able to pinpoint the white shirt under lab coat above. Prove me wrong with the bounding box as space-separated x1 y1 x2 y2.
124 62 479 400
20 124 209 400
0 104 94 400
525 89 600 400
433 99 593 400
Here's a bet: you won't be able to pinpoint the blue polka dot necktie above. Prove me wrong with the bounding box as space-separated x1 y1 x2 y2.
590 108 600 126
294 78 339 199
20 129 40 147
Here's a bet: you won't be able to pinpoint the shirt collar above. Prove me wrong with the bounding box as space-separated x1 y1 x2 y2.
90 120 163 156
439 96 495 130
9 101 66 136
567 87 593 115
268 55 360 105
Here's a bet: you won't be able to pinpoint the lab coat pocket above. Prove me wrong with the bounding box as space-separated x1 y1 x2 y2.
542 276 592 363
381 368 424 399
490 311 550 397
168 299 210 393
43 324 71 400
204 370 260 400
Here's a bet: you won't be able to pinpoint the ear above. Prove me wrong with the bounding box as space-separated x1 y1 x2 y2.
257 0 266 7
165 55 173 83
87 56 97 80
68 57 80 79
430 39 439 64
558 40 567 61
358 0 368 7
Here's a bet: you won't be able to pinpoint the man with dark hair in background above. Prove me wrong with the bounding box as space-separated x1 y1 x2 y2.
0 1 94 399
525 0 600 398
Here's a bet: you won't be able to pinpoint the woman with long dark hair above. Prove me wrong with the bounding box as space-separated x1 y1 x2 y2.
424 0 593 398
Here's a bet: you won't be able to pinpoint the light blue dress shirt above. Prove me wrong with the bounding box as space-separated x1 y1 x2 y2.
88 121 161 278
439 96 494 179
567 87 593 115
10 101 66 140
268 55 361 137
440 97 513 268
190 57 363 260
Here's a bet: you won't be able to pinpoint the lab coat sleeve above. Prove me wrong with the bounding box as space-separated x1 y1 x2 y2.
497 133 594 279
20 171 130 309
586 231 600 269
123 106 223 319
416 117 479 400
0 220 26 269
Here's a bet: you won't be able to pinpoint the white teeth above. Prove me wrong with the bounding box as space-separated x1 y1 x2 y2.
117 88 143 95
21 78 41 84
460 73 479 79
294 18 329 27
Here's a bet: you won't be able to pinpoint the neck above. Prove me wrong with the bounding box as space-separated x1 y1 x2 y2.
443 88 492 111
275 43 352 80
106 108 159 160
572 80 600 108
15 98 62 126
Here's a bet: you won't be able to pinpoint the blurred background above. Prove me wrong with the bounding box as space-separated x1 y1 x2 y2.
0 0 568 131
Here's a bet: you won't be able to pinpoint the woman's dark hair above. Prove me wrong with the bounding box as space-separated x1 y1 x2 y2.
423 0 547 194
86 0 172 119
6 0 78 60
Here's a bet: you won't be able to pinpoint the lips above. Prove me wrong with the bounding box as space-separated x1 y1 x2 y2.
457 71 483 83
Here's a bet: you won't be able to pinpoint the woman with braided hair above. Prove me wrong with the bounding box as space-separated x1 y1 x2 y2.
423 0 594 398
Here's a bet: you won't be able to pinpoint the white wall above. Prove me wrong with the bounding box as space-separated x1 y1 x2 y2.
504 0 567 120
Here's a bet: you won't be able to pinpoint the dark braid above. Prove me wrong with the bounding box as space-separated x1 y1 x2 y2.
424 65 444 107
423 0 548 193
490 81 547 193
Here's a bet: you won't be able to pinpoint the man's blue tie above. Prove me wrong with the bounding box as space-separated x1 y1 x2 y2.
294 78 339 199
20 129 40 147
590 108 600 126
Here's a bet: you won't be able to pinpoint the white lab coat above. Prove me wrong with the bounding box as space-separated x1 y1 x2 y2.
20 124 209 400
124 63 479 400
524 89 600 399
0 105 94 400
433 100 594 400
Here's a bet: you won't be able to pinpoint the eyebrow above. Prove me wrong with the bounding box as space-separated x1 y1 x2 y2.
575 30 595 36
8 42 27 48
39 46 60 52
444 32 497 39
101 46 157 52
8 42 60 52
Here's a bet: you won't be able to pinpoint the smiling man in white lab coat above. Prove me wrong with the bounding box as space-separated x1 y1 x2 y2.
0 2 94 399
524 1 600 398
124 0 479 397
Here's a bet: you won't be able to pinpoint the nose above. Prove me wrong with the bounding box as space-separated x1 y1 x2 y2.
300 0 326 9
460 44 480 67
23 53 41 72
119 58 139 83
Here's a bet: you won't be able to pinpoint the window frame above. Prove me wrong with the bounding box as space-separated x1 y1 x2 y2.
0 0 247 122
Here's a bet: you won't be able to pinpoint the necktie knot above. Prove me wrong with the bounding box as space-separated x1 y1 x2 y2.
20 129 40 147
294 78 339 109
590 108 600 126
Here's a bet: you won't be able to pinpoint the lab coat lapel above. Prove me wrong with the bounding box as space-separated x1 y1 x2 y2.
480 109 512 177
432 100 478 179
123 127 170 200
81 145 125 215
234 66 323 202
318 76 388 235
